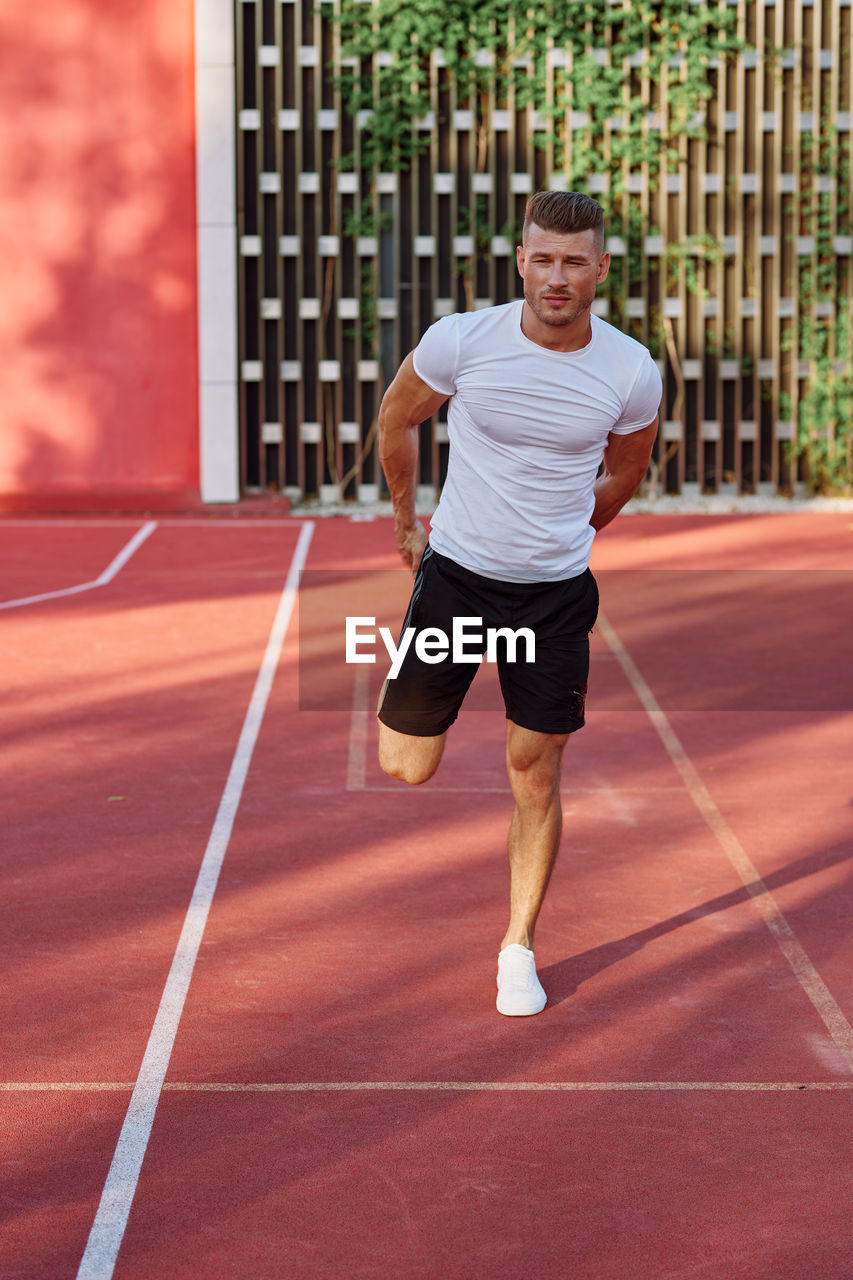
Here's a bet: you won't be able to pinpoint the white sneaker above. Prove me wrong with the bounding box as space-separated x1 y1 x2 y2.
496 944 547 1016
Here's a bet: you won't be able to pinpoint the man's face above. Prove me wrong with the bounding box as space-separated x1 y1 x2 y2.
516 223 610 329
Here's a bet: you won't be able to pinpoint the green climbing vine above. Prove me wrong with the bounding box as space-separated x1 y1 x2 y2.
783 116 852 493
333 0 746 349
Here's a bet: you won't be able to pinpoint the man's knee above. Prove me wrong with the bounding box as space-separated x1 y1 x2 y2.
378 751 439 786
506 725 567 772
508 762 561 809
377 722 445 785
506 725 568 800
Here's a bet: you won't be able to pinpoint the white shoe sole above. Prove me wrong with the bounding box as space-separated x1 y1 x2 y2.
496 990 547 1017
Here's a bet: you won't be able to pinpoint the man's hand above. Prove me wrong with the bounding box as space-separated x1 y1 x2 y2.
395 518 428 573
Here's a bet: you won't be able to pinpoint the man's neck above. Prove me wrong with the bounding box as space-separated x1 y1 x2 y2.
520 301 593 353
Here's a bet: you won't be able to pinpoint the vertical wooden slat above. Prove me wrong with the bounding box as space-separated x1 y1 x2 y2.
307 0 328 497
261 0 281 489
777 0 796 493
325 41 345 499
837 0 853 492
279 0 299 494
778 0 799 488
762 0 776 492
800 0 814 483
755 0 770 492
823 0 841 473
359 19 381 501
702 35 722 494
294 0 311 495
673 52 695 492
237 0 261 489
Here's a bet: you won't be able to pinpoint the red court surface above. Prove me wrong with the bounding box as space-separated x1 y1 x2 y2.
2 512 852 1279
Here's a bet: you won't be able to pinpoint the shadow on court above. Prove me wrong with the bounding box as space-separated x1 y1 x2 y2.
3 514 853 1278
540 835 853 1008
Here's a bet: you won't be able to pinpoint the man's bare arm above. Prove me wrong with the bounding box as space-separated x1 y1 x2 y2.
590 418 659 532
378 352 449 570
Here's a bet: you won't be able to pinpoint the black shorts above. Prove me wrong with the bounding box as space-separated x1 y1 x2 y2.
377 546 599 737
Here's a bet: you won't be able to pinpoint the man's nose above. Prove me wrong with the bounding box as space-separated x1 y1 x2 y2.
546 263 570 287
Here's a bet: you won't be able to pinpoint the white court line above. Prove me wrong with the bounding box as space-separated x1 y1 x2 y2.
76 520 315 1280
346 664 371 790
360 784 686 794
165 1079 853 1092
597 608 853 1075
0 519 153 528
0 521 157 610
4 1079 853 1093
136 518 309 528
0 517 309 527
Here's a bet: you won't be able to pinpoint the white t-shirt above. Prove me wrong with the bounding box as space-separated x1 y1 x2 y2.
412 300 662 582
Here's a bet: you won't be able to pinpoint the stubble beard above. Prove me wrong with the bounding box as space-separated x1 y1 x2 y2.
524 283 596 328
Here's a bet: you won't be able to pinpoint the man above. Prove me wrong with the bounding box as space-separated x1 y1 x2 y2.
375 190 661 1016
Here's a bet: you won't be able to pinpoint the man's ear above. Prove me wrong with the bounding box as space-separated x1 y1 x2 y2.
516 243 525 279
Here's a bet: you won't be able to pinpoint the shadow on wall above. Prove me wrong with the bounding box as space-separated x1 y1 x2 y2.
0 0 199 506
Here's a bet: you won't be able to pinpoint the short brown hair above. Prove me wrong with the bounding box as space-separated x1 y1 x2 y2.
522 190 605 251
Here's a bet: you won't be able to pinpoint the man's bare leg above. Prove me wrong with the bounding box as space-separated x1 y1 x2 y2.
378 720 447 785
500 721 569 951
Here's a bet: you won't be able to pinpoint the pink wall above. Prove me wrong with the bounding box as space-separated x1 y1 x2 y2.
0 0 200 509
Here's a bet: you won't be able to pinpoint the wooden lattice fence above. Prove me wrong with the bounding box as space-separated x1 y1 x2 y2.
235 0 852 500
